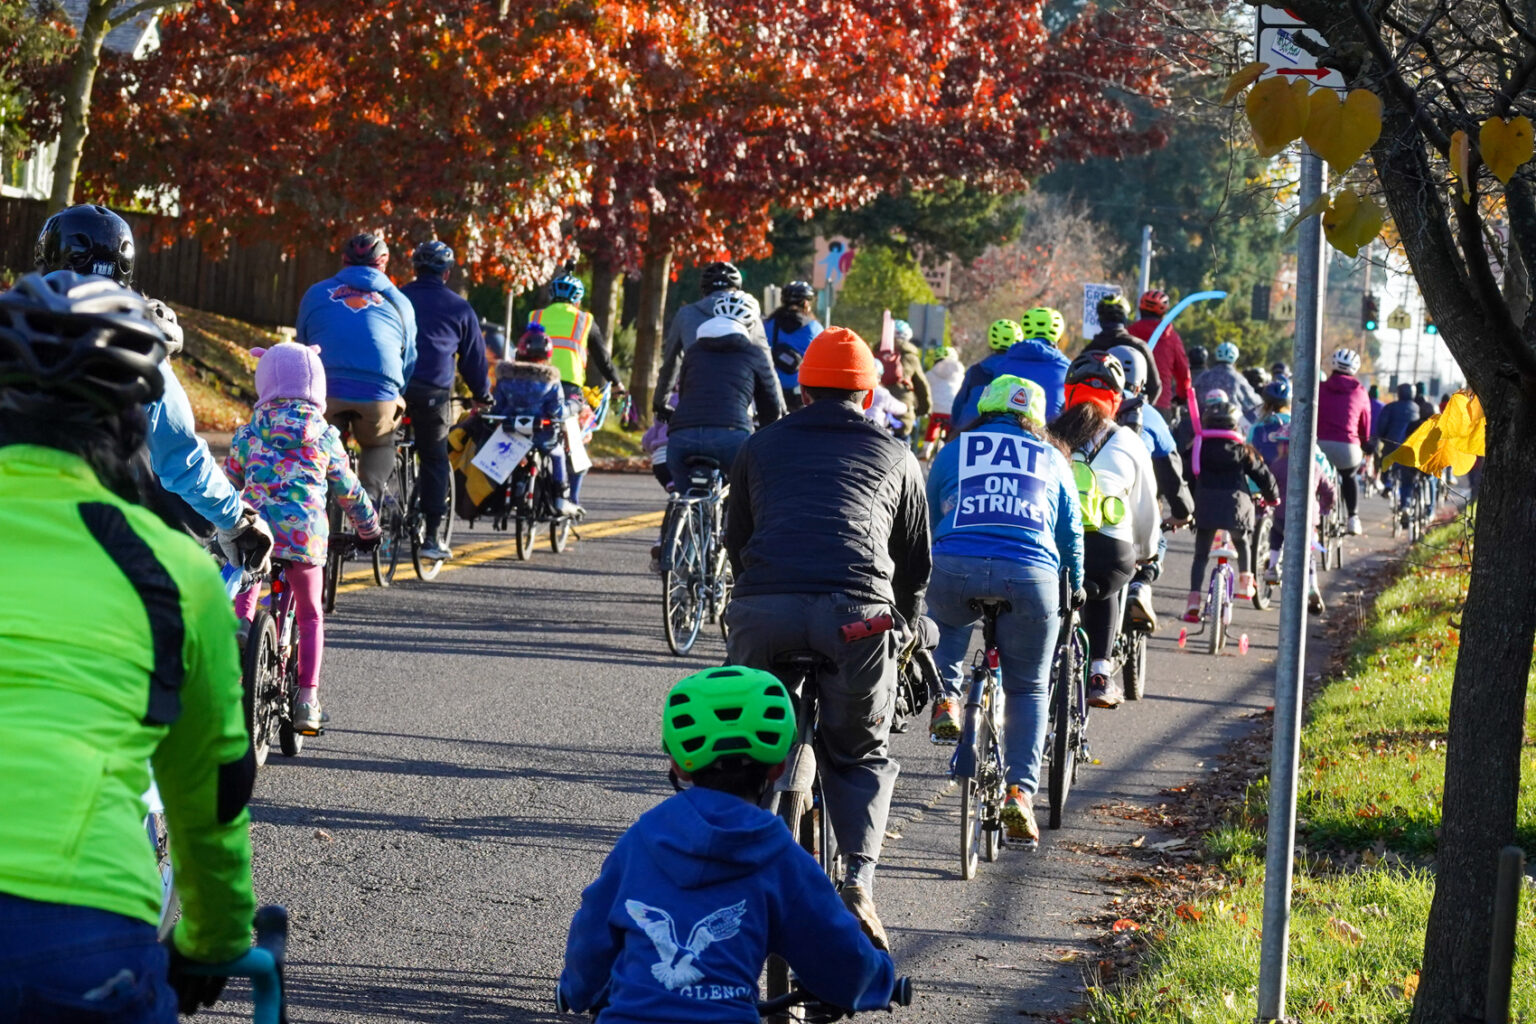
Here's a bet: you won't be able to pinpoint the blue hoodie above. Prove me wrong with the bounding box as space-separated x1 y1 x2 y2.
926 418 1083 590
951 338 1070 425
559 786 895 1024
296 265 418 402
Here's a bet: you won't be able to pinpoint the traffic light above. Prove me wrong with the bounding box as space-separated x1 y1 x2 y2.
1251 283 1271 321
1362 293 1380 332
1425 316 1438 335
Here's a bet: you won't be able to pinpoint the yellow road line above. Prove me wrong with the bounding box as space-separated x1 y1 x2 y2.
333 509 665 595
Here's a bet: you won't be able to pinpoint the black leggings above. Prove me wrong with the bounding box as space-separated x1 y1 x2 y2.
1189 527 1251 591
1083 532 1136 663
1337 472 1359 517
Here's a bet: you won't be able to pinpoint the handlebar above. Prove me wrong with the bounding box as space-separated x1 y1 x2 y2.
182 905 287 1024
757 977 913 1018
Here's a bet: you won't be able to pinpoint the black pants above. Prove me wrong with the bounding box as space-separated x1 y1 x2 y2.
1083 532 1136 663
404 383 454 534
1189 526 1251 591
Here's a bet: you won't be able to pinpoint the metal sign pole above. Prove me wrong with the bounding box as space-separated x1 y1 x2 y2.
1256 144 1326 1022
1139 226 1153 296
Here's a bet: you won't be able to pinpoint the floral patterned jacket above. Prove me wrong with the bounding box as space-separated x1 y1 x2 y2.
224 399 378 565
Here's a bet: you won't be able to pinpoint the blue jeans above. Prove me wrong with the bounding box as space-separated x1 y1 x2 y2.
927 555 1060 794
666 426 750 488
0 893 176 1022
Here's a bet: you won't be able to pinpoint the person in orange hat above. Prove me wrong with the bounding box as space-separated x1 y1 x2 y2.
723 325 931 951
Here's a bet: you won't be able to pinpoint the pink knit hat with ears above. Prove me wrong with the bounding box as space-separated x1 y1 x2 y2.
252 342 326 406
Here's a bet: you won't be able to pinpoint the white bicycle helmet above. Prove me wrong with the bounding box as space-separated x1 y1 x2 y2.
1213 341 1240 365
1331 347 1362 374
712 289 760 327
1107 344 1147 398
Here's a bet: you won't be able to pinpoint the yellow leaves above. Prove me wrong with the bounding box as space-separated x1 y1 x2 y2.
1322 191 1386 257
1383 391 1485 475
1403 970 1420 1000
1451 130 1472 203
1222 61 1269 105
1326 916 1365 947
1285 192 1332 237
1304 89 1383 171
1174 903 1204 923
1247 76 1312 157
1480 115 1534 184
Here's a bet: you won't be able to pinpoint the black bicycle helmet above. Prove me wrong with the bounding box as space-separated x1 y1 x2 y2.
701 261 743 293
781 280 815 305
0 272 166 417
1243 366 1270 391
1202 399 1240 432
1187 344 1208 370
35 204 136 286
411 240 454 275
1095 294 1130 326
1066 350 1127 394
342 232 389 267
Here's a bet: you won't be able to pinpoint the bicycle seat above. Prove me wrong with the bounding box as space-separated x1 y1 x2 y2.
773 650 836 674
685 455 721 469
967 599 1013 616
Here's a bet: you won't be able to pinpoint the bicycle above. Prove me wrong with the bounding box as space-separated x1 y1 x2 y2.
1250 501 1276 611
476 413 583 560
321 432 382 612
953 600 1009 878
1045 576 1091 830
242 559 316 759
758 976 914 1021
142 774 177 941
659 456 732 656
397 412 452 582
183 905 290 1024
1112 577 1150 701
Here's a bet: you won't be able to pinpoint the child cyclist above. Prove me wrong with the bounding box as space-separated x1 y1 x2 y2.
1248 378 1291 585
224 342 380 733
559 666 897 1023
491 323 579 515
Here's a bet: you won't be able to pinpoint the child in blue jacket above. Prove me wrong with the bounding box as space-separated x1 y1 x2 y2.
491 325 577 514
558 666 897 1024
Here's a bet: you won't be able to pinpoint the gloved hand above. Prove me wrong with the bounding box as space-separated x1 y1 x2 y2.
163 938 227 1015
353 528 382 554
217 505 273 575
654 406 672 424
1070 587 1087 610
146 298 184 356
611 382 628 396
1161 515 1191 531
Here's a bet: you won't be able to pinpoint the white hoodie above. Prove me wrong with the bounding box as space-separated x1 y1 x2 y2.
926 355 965 416
1082 422 1159 560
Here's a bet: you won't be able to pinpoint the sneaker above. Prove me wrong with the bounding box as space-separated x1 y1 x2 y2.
1126 582 1157 633
556 498 583 517
1236 572 1257 600
294 700 323 735
1183 591 1204 624
1088 673 1123 709
1308 591 1326 615
1347 514 1363 535
930 697 962 743
1264 563 1282 585
1398 509 1411 528
1000 786 1040 843
649 543 662 575
419 539 452 561
839 885 889 951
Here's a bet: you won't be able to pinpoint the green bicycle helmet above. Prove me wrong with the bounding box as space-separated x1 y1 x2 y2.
977 373 1046 424
1020 307 1066 345
662 666 795 773
987 318 1025 352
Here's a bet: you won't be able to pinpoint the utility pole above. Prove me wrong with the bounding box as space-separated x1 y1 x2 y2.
1138 226 1153 296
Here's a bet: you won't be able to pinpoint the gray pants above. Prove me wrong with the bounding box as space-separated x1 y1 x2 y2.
726 593 901 863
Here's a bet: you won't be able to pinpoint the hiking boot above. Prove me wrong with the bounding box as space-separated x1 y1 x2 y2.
1000 786 1040 844
1183 591 1204 624
294 700 323 735
1236 572 1257 600
929 697 962 743
839 885 889 951
1347 514 1363 535
1088 673 1123 709
1126 582 1157 633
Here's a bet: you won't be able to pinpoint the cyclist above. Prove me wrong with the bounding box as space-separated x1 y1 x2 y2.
1128 289 1188 412
1315 347 1372 535
951 311 1071 427
1083 295 1162 406
875 319 931 438
401 240 491 561
1270 361 1290 382
1108 344 1192 632
1188 344 1209 380
1373 382 1424 526
297 232 418 503
923 345 964 448
0 273 256 1020
663 294 784 486
558 666 896 1023
1193 341 1261 428
1182 396 1279 620
1050 352 1159 710
1266 423 1334 615
490 325 581 515
656 262 767 410
1249 378 1292 584
925 375 1083 844
725 327 929 949
34 204 272 568
225 342 382 734
765 279 823 411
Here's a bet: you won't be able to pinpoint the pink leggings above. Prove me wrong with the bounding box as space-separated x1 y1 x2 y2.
234 562 325 693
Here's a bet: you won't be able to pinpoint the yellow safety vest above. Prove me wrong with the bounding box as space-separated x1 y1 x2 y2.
531 303 595 387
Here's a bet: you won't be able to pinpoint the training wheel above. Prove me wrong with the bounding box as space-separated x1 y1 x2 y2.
1238 633 1250 655
1177 627 1188 649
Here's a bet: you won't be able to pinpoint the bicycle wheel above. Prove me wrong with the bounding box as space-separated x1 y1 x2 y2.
323 502 343 613
550 517 571 553
242 610 279 767
408 475 449 582
514 513 535 560
1207 571 1227 656
979 706 1004 862
1047 630 1076 830
662 508 705 655
958 775 981 880
277 634 304 758
373 461 407 587
1123 631 1147 701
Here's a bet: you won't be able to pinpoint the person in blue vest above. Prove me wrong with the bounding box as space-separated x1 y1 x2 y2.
950 309 1071 430
401 241 491 561
765 280 823 411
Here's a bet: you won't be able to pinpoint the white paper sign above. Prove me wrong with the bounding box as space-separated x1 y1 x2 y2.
565 416 592 475
471 425 533 484
1082 283 1122 340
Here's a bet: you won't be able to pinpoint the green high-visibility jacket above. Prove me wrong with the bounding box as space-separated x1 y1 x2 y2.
0 444 256 962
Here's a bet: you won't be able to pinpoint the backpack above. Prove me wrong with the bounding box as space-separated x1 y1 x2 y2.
1072 433 1126 532
878 345 910 390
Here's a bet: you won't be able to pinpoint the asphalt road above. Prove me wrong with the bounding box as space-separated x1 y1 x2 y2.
208 471 1412 1023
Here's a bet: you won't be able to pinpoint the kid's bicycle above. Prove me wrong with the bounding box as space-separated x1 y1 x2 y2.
757 976 914 1020
1179 529 1239 656
242 559 316 759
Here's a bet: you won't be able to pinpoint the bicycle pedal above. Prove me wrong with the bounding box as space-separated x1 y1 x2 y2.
297 726 323 737
929 733 959 746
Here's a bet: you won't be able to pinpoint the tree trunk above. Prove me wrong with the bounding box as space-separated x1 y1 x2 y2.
1411 382 1536 1024
49 1 114 213
588 255 621 352
629 246 671 427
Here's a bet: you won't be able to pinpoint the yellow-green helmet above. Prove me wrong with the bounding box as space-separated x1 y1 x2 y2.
662 666 795 773
1021 307 1066 345
988 319 1025 352
977 373 1047 423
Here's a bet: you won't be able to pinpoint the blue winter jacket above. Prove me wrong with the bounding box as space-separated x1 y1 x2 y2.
1122 402 1178 459
1249 412 1291 468
926 417 1083 590
950 338 1070 425
1374 398 1421 449
147 363 242 530
490 361 565 448
559 786 894 1024
765 308 823 396
401 276 490 398
296 265 418 402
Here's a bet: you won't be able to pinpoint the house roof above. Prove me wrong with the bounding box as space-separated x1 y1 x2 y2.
55 0 160 56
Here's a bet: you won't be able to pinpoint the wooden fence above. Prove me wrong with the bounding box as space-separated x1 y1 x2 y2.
0 196 335 328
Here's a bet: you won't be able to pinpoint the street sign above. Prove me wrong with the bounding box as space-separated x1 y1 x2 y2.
920 258 953 301
1256 6 1346 91
1387 306 1412 331
812 236 856 291
1275 293 1297 321
907 303 946 347
1082 283 1122 340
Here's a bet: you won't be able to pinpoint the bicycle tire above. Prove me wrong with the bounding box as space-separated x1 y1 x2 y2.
145 809 177 942
1047 628 1075 830
277 635 304 758
1208 572 1227 656
242 610 279 767
374 460 406 587
1255 575 1275 611
408 474 450 582
1123 631 1147 701
551 517 571 553
514 514 535 560
323 502 344 613
662 509 704 655
959 775 981 880
979 709 1003 862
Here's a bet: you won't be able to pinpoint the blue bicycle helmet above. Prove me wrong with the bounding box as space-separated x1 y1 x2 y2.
411 240 454 276
1213 341 1240 365
549 274 585 304
1262 378 1292 404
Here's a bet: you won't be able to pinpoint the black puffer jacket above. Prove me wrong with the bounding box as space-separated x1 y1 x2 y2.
669 328 786 434
1084 324 1163 406
727 398 931 620
1193 438 1279 533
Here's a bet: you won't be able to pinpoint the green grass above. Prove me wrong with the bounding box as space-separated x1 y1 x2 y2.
586 415 643 460
1083 519 1536 1022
